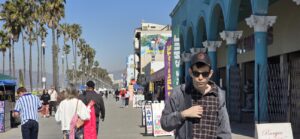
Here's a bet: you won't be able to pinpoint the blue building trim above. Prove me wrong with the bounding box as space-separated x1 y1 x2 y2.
254 32 269 123
170 0 272 124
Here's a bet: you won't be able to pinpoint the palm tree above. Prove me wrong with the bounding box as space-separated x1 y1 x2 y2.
94 61 99 70
69 23 82 83
38 0 48 87
63 44 71 71
38 23 48 87
0 31 10 74
0 0 24 78
24 1 37 91
44 0 66 91
60 23 71 71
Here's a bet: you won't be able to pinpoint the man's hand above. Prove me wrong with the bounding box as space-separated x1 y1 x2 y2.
181 105 203 119
13 112 20 118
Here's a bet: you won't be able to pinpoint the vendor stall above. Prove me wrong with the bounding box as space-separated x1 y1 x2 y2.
0 74 16 133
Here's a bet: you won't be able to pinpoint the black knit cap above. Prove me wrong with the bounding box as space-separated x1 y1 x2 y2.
86 80 95 88
190 52 211 68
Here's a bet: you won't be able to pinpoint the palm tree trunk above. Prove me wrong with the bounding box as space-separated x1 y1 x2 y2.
36 24 40 89
29 38 33 92
9 47 11 75
75 40 77 75
56 33 60 86
52 28 59 91
12 41 15 78
2 52 5 74
66 54 68 71
72 40 75 83
22 32 26 83
40 38 43 88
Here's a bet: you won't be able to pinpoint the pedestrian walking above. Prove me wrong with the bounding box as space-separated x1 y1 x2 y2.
55 84 90 139
40 89 50 118
114 89 119 102
119 88 126 108
125 90 130 107
105 91 108 100
13 87 42 139
48 86 58 116
79 80 105 135
160 52 231 139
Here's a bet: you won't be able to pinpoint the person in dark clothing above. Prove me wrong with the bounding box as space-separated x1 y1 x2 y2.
114 89 119 101
78 80 105 134
160 52 231 139
105 91 108 100
40 90 50 117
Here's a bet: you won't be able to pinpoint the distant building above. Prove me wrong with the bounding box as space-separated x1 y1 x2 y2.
133 22 172 84
125 54 138 87
108 74 114 82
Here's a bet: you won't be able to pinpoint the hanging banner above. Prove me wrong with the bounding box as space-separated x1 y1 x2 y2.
172 35 181 86
164 37 173 100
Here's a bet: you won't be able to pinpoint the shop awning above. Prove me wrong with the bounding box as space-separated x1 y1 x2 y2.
0 74 16 86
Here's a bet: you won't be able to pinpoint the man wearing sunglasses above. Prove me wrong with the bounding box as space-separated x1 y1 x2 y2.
161 52 231 139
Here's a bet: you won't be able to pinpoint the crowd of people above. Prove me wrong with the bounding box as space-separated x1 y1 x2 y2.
12 80 106 139
114 88 130 107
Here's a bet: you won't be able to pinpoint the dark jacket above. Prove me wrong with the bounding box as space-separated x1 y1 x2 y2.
160 83 231 139
79 91 105 121
40 93 50 105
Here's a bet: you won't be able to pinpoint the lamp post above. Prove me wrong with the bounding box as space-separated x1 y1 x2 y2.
41 41 46 89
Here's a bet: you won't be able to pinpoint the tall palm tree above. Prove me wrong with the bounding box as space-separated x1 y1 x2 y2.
0 31 10 74
38 23 48 87
24 1 38 91
63 44 71 71
17 0 30 81
44 0 66 91
69 23 81 83
33 1 44 89
0 46 6 74
0 0 24 78
38 0 48 87
60 23 70 71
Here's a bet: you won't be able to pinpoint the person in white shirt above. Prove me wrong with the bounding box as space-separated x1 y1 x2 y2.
48 86 58 116
55 84 90 139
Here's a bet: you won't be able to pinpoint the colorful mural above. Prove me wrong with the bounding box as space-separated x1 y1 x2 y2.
141 34 171 56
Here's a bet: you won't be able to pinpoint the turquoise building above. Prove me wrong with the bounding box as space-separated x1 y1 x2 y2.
170 0 300 137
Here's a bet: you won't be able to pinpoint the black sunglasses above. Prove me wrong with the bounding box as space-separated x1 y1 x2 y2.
192 71 210 78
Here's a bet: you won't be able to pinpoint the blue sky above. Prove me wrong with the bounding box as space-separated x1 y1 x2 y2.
0 0 178 75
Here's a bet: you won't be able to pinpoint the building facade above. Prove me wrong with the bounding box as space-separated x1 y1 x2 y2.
170 0 300 137
134 22 172 85
125 54 138 87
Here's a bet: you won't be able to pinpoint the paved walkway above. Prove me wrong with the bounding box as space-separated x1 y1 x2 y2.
0 95 254 139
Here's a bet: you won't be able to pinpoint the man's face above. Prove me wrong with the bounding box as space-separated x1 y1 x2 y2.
189 64 213 90
17 91 24 97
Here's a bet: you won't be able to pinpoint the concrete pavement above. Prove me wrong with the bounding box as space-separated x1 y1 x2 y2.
0 94 254 139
